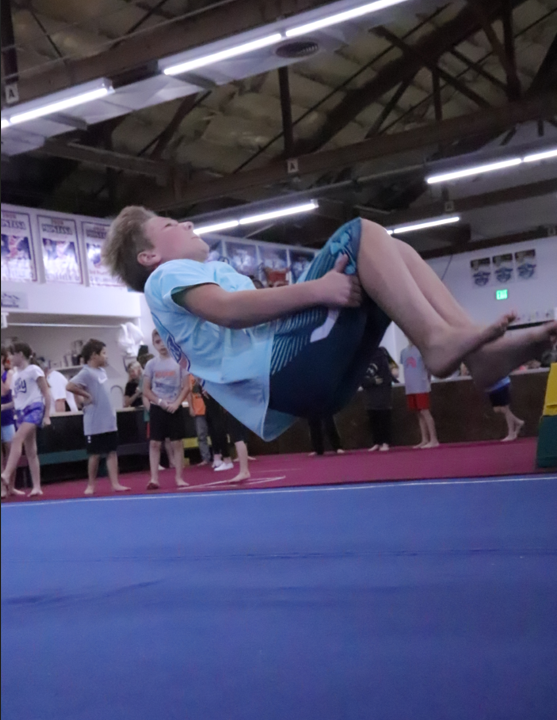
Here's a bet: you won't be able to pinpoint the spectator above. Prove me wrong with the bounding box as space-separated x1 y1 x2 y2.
1 342 51 497
401 341 439 449
142 330 189 490
486 376 524 442
362 346 398 452
185 375 212 466
307 415 345 456
204 393 251 483
123 361 144 408
1 346 24 498
36 358 78 414
67 339 130 495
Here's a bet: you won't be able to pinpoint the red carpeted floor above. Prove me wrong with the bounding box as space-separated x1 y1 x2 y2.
3 437 550 503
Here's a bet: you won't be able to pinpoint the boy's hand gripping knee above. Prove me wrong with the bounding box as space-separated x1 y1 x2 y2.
315 254 363 308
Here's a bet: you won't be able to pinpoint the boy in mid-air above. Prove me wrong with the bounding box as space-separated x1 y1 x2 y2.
102 208 556 442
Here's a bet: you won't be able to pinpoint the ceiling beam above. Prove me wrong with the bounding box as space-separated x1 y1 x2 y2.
144 93 557 211
1 0 18 84
296 0 528 154
5 0 330 104
528 32 557 96
363 178 557 227
420 227 554 260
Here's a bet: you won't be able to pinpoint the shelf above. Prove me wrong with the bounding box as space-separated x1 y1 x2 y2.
54 366 83 373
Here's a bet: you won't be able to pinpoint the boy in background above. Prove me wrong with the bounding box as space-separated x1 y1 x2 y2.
401 342 439 449
142 330 189 490
67 340 130 495
185 374 212 466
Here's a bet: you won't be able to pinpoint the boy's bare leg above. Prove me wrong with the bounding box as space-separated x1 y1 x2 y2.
500 406 524 442
413 413 428 448
23 430 43 497
85 455 99 495
229 440 250 483
2 442 23 496
172 440 188 487
357 221 512 378
421 410 440 448
106 451 130 492
147 440 162 489
393 235 557 385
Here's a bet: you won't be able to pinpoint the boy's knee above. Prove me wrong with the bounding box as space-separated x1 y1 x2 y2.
150 440 162 450
360 218 390 240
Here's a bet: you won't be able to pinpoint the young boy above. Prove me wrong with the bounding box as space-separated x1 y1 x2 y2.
486 376 524 442
67 340 130 495
102 208 557 441
142 330 189 490
401 342 439 449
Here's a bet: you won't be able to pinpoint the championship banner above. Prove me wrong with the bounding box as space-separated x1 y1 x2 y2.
38 215 82 284
1 208 37 283
82 221 122 287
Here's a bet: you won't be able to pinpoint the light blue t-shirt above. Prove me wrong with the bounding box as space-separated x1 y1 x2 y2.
144 259 296 440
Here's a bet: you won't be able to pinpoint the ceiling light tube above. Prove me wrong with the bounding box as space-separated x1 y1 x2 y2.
388 215 461 235
5 79 113 127
163 34 283 76
194 220 240 235
1 118 10 130
239 201 318 225
285 0 409 38
523 147 557 163
426 158 522 184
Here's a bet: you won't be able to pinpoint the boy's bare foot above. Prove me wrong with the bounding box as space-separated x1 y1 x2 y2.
368 444 379 452
9 487 26 496
514 418 525 436
501 433 517 442
84 485 95 496
112 484 131 493
175 478 189 488
423 314 515 379
28 488 44 497
229 471 250 484
467 321 557 389
146 479 160 490
308 451 317 457
379 444 390 452
421 440 440 449
413 441 427 449
1 485 7 499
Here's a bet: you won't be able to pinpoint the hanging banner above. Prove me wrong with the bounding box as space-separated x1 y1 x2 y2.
492 252 514 284
260 245 289 286
290 249 316 283
38 215 82 284
514 248 537 280
82 221 122 287
470 257 491 287
224 241 258 277
1 209 37 283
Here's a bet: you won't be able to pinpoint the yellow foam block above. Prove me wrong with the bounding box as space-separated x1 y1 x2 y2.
543 363 557 416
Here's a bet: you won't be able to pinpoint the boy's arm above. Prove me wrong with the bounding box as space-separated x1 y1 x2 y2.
142 376 166 409
167 376 190 413
66 381 93 404
177 255 362 329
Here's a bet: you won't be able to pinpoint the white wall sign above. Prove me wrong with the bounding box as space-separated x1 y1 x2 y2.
38 215 82 284
82 221 122 287
1 209 37 283
1 290 28 309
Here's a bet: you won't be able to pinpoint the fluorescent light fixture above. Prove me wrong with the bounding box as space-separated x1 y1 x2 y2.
194 201 318 235
285 0 409 37
523 147 557 163
426 158 522 184
163 34 283 76
1 118 10 130
195 220 240 235
6 80 113 127
388 215 461 235
239 201 318 225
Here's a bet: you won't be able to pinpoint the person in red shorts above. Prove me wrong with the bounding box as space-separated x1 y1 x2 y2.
401 342 439 449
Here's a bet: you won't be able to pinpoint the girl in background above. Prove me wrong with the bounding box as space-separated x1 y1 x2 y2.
1 343 51 498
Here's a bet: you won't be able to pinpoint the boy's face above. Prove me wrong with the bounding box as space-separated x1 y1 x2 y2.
153 334 169 357
91 348 108 367
143 217 210 266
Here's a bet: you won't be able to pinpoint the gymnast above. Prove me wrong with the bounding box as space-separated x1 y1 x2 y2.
102 208 557 441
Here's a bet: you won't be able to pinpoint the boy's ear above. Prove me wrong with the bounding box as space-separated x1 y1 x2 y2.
137 249 160 268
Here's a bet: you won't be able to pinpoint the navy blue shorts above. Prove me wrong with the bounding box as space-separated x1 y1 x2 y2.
268 218 391 418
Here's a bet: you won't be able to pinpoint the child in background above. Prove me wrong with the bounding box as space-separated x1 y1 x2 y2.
102 209 557 441
1 346 25 498
185 375 212 466
123 361 144 408
401 342 439 449
1 342 51 497
486 376 524 442
307 415 345 456
142 330 189 490
67 339 130 496
203 392 251 483
363 346 398 452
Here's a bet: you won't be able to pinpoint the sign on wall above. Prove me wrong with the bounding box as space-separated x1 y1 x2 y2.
1 208 37 283
492 253 514 284
515 248 537 280
82 221 122 287
38 215 82 284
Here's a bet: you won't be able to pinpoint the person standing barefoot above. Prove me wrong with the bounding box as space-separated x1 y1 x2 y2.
1 343 51 498
67 340 130 495
401 342 439 449
486 376 524 442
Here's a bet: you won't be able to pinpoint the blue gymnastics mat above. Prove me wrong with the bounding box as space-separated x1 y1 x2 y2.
2 475 557 720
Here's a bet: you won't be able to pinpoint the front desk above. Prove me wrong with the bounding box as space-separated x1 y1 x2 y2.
28 369 550 481
36 407 197 483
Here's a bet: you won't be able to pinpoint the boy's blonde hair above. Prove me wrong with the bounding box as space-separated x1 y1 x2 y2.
103 206 156 292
